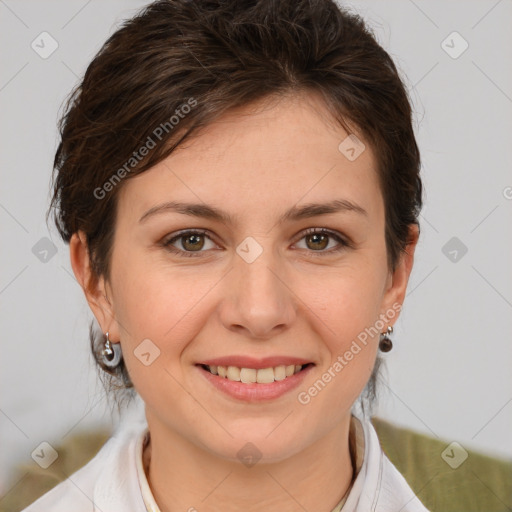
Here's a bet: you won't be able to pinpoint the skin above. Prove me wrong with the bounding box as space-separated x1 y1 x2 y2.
70 91 418 512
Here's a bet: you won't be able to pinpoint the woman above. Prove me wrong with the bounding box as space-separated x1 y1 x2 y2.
23 0 428 510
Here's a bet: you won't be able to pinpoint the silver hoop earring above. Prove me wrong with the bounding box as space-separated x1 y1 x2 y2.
102 331 123 368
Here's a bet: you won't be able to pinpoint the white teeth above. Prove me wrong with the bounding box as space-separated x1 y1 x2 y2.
226 366 241 381
274 365 286 381
207 363 305 383
285 365 295 377
240 368 257 383
256 367 274 384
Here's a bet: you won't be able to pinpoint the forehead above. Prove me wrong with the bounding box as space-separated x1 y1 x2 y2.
118 92 383 226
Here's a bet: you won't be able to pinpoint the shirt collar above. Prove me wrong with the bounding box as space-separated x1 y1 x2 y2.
135 429 161 512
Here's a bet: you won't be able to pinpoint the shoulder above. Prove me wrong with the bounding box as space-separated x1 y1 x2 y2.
378 453 431 511
19 445 106 512
20 422 148 512
348 416 430 512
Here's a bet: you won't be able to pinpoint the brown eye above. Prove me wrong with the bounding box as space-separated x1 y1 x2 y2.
295 228 349 255
163 229 216 257
305 232 329 251
180 233 205 251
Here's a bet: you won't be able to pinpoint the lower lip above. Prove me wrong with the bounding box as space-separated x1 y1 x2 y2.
197 364 314 402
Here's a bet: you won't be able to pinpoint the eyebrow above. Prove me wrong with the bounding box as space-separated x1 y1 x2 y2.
138 199 368 225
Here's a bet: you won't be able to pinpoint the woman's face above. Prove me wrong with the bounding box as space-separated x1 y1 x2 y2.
76 92 416 463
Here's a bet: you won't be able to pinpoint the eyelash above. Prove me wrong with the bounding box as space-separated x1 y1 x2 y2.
161 228 351 258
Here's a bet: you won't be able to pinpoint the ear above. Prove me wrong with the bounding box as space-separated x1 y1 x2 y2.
380 224 420 323
69 231 121 341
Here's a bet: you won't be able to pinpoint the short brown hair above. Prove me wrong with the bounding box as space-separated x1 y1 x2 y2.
48 0 422 410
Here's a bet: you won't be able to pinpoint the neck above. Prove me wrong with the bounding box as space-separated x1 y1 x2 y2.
143 414 355 512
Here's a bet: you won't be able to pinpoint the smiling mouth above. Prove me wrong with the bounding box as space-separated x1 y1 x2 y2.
199 363 314 384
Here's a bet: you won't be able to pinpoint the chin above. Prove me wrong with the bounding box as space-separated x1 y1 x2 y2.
203 427 309 466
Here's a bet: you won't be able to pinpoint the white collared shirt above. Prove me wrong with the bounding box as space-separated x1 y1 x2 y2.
22 414 430 512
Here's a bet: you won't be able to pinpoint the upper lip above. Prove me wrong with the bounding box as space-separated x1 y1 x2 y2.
197 356 313 369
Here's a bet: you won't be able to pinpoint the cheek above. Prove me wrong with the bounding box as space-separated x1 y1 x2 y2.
111 254 220 357
109 263 212 408
309 262 388 346
296 274 381 419
299 257 386 401
322 290 380 400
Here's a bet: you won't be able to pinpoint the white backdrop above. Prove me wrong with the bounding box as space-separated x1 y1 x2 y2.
1 0 511 495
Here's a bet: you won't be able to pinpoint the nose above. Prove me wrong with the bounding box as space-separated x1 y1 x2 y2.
218 244 296 340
